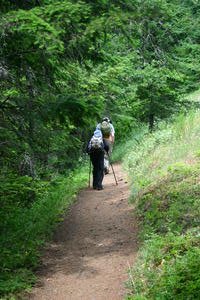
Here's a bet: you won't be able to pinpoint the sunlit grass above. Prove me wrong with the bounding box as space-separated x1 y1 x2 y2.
124 110 200 195
124 109 200 300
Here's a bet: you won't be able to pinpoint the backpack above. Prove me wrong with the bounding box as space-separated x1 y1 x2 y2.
88 135 104 153
100 121 111 138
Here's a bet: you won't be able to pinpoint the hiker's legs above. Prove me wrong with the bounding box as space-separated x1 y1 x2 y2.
104 139 113 174
90 154 97 188
104 152 109 174
96 152 104 188
90 152 104 189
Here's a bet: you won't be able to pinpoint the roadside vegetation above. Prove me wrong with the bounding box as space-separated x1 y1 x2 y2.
1 0 200 298
124 109 200 300
0 165 88 297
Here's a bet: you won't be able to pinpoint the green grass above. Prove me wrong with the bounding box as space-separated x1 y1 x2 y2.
0 163 89 298
111 124 148 162
124 111 200 196
136 162 200 236
126 231 200 300
185 88 200 103
124 110 200 300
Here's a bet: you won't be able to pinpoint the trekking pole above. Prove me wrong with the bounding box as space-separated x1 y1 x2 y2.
107 153 118 185
88 158 91 188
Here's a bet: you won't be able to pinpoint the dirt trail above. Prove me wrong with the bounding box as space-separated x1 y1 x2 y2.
27 164 138 300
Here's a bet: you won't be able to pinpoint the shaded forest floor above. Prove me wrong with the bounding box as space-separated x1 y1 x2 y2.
26 164 138 300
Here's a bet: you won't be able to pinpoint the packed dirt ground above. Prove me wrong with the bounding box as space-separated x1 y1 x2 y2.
27 164 138 300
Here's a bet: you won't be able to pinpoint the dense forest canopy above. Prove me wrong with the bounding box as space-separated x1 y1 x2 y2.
1 0 200 185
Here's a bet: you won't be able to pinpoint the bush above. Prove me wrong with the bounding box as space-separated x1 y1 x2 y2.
0 173 48 209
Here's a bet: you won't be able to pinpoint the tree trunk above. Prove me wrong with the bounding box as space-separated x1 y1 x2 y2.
148 113 154 132
25 66 35 149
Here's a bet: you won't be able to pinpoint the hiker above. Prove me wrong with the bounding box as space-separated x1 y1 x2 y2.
96 117 115 174
87 129 109 190
96 117 115 143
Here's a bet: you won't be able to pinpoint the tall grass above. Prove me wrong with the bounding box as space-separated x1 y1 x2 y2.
111 124 148 163
124 110 200 195
124 110 200 300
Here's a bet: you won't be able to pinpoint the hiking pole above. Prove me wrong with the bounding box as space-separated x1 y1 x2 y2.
88 158 91 188
107 153 118 185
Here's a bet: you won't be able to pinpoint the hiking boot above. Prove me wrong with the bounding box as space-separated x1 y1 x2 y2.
104 168 109 175
97 186 103 190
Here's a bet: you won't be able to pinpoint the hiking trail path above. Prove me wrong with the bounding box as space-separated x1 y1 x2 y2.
28 163 138 300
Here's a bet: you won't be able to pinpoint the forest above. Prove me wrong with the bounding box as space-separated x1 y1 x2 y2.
1 0 200 299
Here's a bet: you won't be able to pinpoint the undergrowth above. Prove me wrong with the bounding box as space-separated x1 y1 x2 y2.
126 231 200 300
111 124 148 162
124 110 200 300
0 164 88 298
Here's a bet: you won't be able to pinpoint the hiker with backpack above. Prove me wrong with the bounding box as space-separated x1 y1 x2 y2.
87 129 109 190
96 117 115 174
96 117 115 143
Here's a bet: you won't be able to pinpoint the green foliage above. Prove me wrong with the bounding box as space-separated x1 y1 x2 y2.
136 162 200 236
124 111 200 194
0 173 48 208
1 0 200 297
1 0 200 178
127 232 200 300
132 65 186 130
112 123 148 162
0 164 88 296
124 109 200 299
